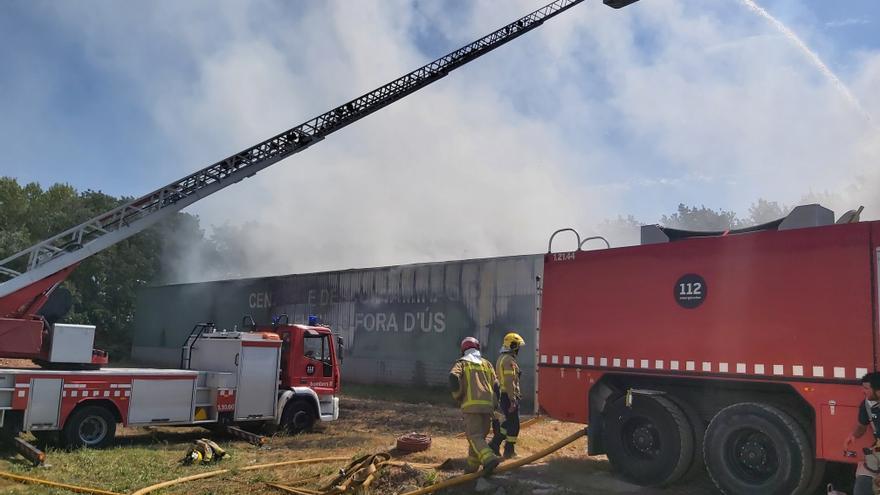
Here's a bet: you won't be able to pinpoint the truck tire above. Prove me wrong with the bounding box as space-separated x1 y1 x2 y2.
281 400 316 434
703 403 813 495
62 405 116 448
668 395 706 482
805 460 826 494
602 393 695 486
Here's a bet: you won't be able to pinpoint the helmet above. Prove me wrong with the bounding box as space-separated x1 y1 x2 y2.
503 332 525 350
461 336 481 353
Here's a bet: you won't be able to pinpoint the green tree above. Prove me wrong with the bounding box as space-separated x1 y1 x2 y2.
0 177 217 359
660 204 740 231
745 199 791 226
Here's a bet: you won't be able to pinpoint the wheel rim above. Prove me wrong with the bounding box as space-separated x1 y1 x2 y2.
621 416 662 460
725 427 778 483
78 416 108 446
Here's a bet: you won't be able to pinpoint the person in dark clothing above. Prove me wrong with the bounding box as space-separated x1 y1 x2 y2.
845 372 880 495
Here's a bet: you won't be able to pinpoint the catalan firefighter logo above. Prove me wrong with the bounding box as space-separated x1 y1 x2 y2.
674 274 707 309
306 364 315 375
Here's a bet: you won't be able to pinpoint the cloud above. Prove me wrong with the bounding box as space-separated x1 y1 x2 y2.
11 0 880 279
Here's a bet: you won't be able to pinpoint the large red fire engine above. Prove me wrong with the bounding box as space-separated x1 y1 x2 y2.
539 204 873 494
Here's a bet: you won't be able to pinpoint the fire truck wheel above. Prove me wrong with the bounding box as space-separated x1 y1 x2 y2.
602 394 695 486
282 400 316 434
703 403 812 495
667 395 706 482
804 460 826 494
62 405 117 448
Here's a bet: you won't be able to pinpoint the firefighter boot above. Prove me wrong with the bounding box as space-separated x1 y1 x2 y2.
482 456 501 477
503 442 517 459
488 435 503 457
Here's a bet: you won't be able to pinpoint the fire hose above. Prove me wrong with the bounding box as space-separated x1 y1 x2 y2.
266 427 587 495
399 427 587 495
130 456 350 495
396 432 432 452
0 470 123 495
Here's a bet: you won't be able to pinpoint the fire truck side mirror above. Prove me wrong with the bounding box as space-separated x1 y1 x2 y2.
336 336 344 362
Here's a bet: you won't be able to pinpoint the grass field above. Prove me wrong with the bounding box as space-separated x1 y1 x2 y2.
0 384 714 495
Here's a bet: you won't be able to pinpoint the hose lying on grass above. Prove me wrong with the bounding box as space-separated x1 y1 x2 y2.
130 456 350 495
399 427 587 495
0 470 123 495
267 427 586 495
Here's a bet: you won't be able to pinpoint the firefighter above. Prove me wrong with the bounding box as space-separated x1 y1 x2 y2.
845 372 880 495
449 336 501 476
489 331 524 459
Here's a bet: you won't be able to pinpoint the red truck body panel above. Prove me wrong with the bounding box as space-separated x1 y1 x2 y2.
6 369 198 427
538 220 880 462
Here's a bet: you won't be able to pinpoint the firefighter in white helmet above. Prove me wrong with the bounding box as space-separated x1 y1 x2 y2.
449 336 501 475
489 331 525 459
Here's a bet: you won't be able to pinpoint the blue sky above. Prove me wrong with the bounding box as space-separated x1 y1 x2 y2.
1 0 878 274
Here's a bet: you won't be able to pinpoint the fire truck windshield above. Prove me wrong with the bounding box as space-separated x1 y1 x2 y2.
303 334 331 364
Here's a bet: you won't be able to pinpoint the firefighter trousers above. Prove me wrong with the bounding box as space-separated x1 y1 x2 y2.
463 412 498 470
491 393 520 445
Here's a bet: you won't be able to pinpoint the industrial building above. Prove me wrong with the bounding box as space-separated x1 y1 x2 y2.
132 254 543 408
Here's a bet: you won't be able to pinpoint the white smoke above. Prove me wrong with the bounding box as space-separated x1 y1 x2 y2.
5 1 880 282
740 0 875 126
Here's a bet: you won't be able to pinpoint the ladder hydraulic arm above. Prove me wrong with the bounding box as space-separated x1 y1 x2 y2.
0 0 639 360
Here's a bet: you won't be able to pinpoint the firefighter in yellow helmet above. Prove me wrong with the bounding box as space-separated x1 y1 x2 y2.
449 336 501 476
489 332 525 459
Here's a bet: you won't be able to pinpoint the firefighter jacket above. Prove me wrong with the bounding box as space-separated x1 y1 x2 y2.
450 350 498 414
496 352 521 400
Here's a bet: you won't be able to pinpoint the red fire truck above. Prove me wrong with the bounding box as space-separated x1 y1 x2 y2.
0 319 340 447
538 204 872 494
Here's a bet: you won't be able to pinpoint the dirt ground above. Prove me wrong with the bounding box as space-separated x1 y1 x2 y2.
0 394 725 495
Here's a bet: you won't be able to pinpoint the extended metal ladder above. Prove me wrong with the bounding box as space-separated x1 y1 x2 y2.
0 0 637 300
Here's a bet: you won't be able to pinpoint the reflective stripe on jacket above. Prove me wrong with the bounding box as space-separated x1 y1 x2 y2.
497 352 521 399
450 356 497 413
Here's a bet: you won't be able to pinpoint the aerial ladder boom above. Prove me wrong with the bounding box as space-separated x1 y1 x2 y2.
0 0 639 361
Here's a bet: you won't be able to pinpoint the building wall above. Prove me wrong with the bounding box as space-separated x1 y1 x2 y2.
132 277 273 366
132 254 542 408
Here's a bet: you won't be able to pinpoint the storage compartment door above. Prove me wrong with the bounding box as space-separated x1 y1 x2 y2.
821 403 873 462
189 338 241 378
128 379 195 424
236 346 279 419
25 378 62 429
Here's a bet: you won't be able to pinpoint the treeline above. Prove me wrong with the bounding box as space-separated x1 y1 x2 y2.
0 178 209 357
0 177 798 357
